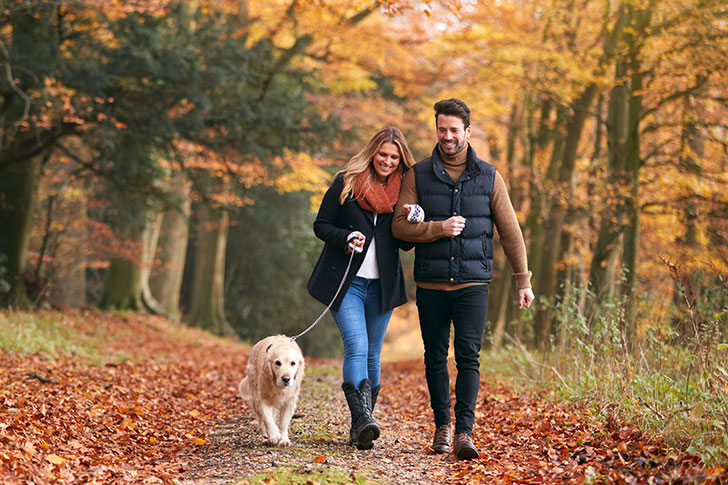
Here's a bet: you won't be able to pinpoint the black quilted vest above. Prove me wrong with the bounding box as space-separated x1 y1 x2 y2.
413 145 495 283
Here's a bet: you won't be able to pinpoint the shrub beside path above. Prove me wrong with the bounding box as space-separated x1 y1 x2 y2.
0 311 725 483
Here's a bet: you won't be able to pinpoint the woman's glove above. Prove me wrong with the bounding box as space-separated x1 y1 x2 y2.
404 204 424 223
347 231 365 253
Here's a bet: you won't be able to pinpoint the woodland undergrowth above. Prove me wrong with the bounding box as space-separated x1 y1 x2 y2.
489 259 728 467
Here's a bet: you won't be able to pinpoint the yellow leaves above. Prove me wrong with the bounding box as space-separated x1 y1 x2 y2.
273 150 331 195
324 66 379 94
313 454 327 463
195 438 207 445
45 453 65 465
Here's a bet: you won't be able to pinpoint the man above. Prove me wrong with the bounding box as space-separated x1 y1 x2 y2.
392 98 534 460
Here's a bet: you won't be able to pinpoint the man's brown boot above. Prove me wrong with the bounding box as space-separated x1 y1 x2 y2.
432 424 452 454
453 432 479 460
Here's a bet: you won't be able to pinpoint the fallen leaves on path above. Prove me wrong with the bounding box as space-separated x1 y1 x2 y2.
384 359 727 483
0 311 246 484
1 311 726 483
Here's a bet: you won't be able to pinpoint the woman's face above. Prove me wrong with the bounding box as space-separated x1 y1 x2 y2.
372 142 401 183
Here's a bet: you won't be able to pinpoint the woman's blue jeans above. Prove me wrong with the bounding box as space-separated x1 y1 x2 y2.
331 277 392 389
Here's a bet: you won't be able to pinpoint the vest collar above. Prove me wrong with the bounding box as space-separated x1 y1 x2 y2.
430 144 481 185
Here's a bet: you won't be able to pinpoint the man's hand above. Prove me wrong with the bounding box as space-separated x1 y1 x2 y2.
518 288 535 309
442 216 466 237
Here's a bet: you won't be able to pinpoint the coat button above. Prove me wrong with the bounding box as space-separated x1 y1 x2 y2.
449 277 454 282
452 212 457 215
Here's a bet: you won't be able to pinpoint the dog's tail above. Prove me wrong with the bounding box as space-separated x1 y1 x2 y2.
238 377 251 401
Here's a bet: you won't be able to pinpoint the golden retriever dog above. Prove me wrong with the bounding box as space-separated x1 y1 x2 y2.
239 335 305 446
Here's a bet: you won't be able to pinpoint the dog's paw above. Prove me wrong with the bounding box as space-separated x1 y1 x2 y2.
266 431 282 445
278 437 291 446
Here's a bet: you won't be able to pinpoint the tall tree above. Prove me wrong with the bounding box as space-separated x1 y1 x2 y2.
0 0 174 309
1 3 63 308
588 0 728 339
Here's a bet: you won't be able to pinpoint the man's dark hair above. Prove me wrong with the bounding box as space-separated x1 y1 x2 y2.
434 98 470 129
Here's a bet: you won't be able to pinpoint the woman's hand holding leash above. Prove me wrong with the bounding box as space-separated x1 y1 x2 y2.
347 231 365 254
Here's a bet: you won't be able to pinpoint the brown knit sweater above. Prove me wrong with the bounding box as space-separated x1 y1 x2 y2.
392 145 532 290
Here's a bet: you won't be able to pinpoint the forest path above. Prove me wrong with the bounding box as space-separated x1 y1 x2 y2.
179 359 714 484
1 311 722 484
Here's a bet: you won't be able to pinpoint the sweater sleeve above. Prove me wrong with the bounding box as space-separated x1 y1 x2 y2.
491 171 532 289
392 168 446 243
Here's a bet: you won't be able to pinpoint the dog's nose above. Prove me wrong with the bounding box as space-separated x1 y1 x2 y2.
281 375 291 385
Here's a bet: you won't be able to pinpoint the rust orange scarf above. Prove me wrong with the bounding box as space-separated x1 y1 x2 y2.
353 169 401 214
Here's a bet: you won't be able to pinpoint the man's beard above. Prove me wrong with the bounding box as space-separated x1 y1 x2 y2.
439 141 467 156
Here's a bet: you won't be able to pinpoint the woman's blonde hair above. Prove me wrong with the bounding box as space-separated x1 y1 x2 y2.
337 126 415 205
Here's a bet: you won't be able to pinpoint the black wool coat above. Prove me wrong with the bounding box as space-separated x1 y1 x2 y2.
307 174 411 313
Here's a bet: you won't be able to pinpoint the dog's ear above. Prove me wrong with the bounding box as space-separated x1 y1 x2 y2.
266 352 277 381
294 356 305 382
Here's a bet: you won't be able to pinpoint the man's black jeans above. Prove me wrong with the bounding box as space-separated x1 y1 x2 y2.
416 284 488 435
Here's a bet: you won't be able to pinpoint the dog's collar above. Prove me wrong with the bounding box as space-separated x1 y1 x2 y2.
265 343 273 353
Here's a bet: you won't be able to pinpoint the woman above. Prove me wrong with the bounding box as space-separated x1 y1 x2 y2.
307 126 415 450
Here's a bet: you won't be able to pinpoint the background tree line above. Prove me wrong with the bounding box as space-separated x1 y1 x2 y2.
1 0 726 357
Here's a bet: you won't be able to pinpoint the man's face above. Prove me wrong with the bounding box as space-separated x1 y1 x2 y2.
436 114 471 156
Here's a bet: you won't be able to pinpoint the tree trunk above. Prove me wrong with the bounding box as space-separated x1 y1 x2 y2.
589 67 629 304
0 5 64 309
186 194 231 335
140 212 172 317
588 3 653 329
534 85 600 348
523 98 554 317
672 90 707 341
620 5 652 343
532 108 566 348
98 215 148 311
0 156 43 309
149 182 191 317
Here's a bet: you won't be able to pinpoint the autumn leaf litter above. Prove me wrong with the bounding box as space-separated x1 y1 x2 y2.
1 311 725 484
